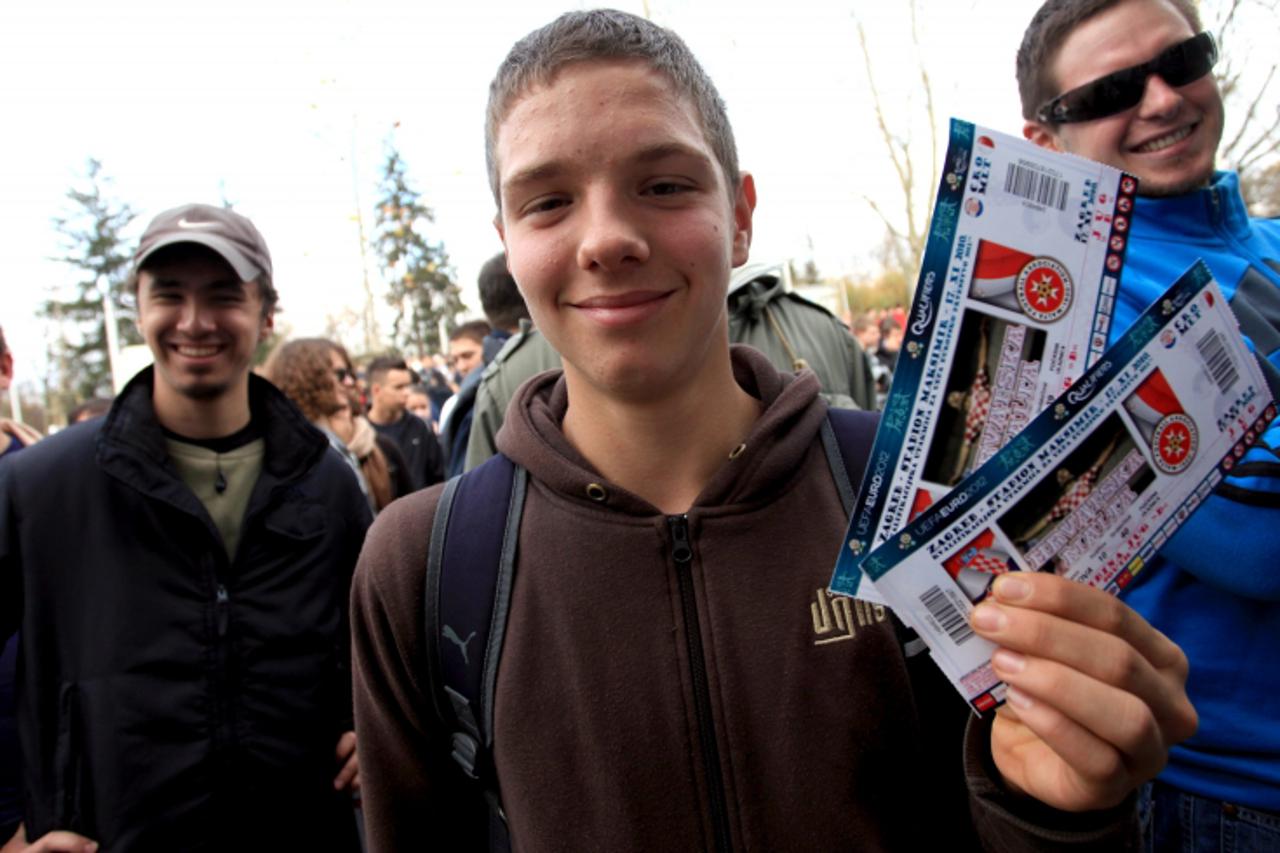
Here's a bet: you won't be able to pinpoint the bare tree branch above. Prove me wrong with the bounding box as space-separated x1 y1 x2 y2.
909 0 938 263
863 195 906 239
1223 66 1275 160
856 17 911 194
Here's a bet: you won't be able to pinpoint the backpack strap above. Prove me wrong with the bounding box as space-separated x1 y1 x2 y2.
819 407 878 517
820 407 928 660
425 453 527 850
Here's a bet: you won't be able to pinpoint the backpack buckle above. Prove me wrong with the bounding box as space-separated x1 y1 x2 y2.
451 732 481 780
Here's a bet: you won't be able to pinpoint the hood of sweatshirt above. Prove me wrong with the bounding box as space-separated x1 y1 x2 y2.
495 344 828 516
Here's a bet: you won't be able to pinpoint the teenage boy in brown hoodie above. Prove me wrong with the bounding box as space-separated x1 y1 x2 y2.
350 10 1197 851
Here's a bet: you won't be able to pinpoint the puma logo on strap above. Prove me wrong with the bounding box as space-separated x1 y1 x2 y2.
443 625 478 664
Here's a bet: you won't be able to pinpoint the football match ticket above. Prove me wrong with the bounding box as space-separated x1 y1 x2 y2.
858 262 1276 712
831 119 1137 601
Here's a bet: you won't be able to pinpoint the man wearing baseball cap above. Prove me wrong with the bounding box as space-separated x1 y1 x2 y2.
0 204 371 851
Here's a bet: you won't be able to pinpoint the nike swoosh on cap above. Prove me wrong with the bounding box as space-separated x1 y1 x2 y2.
177 218 221 229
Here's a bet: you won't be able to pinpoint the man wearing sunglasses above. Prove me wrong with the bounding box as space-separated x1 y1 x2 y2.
1019 1 1280 849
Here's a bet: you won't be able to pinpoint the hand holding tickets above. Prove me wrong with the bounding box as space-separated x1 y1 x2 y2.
972 573 1196 811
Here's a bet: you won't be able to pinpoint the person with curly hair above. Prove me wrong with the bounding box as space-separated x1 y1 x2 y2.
265 338 406 513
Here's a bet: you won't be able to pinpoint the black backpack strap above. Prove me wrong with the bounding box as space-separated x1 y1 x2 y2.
821 408 928 661
425 453 527 851
820 407 878 516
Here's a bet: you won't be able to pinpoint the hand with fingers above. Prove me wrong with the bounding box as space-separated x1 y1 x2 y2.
334 730 360 791
1 825 98 853
969 571 1197 812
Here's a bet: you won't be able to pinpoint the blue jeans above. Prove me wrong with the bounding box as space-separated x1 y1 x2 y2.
1140 780 1280 852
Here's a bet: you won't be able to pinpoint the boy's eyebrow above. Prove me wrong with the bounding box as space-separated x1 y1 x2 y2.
502 161 567 196
629 141 712 167
502 142 714 196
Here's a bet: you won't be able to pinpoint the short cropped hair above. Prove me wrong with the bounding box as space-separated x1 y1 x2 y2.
1017 0 1203 121
263 338 344 421
367 355 410 387
485 8 739 208
449 320 492 347
477 253 529 331
131 243 279 317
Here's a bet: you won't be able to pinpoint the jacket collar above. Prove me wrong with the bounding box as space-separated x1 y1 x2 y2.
97 366 329 499
1133 170 1252 244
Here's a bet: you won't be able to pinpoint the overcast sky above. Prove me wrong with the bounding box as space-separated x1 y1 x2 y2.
7 0 1257 396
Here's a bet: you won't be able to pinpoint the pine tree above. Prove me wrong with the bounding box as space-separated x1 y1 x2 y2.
372 141 464 357
44 159 139 411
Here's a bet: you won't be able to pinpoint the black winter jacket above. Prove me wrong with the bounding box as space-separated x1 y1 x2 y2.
0 369 372 852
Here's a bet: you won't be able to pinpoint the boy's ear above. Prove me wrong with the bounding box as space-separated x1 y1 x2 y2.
1023 120 1064 153
493 212 505 245
731 172 757 267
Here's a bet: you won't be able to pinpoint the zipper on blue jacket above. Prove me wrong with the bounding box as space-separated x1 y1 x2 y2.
668 514 732 853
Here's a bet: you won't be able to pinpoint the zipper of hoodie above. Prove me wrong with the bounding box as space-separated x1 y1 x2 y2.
668 514 732 853
1207 184 1280 291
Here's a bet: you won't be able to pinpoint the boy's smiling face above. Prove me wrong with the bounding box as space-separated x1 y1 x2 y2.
493 60 754 403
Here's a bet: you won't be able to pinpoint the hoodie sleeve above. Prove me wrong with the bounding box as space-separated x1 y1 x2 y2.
350 487 487 852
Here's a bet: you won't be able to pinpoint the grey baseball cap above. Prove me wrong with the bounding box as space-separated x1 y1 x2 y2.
133 203 273 282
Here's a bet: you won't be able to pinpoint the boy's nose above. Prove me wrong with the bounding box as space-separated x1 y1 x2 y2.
576 193 649 271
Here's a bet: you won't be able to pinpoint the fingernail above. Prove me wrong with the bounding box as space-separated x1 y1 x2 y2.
971 604 1007 632
992 648 1025 675
994 576 1030 601
1006 685 1034 710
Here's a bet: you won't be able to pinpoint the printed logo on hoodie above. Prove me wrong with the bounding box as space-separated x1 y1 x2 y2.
811 590 886 645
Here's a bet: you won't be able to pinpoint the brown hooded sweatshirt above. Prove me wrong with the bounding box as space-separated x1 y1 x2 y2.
352 346 1135 852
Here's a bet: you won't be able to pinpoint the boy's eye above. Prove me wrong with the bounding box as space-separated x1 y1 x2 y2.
644 181 692 197
523 195 569 216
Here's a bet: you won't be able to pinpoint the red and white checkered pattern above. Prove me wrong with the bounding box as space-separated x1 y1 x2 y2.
964 369 992 443
1049 464 1101 521
962 549 1011 576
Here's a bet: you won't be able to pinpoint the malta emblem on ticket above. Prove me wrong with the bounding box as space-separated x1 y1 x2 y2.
830 119 1137 602
859 262 1276 712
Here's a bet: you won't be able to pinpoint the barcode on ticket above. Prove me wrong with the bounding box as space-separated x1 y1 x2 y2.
1004 162 1069 211
1196 328 1238 393
920 585 975 645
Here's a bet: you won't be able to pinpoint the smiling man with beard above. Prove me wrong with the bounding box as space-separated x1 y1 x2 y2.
0 204 371 852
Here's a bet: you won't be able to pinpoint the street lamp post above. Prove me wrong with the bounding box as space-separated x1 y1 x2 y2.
100 275 122 393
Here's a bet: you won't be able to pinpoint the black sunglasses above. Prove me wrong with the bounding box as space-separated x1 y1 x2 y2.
333 367 354 382
1036 32 1217 124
